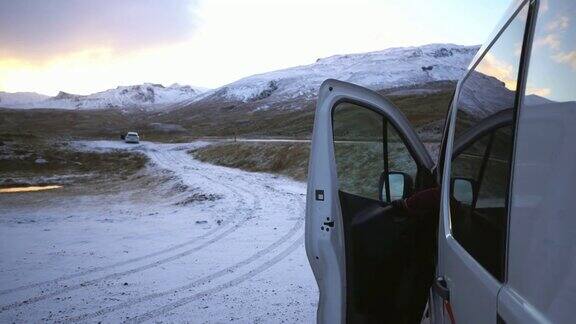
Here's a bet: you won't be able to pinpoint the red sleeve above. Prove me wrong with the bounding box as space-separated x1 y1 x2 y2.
404 187 441 216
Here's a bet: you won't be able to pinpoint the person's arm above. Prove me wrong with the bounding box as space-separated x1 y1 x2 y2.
392 187 441 217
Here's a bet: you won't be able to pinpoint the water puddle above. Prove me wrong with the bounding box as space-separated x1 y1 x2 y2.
0 185 63 194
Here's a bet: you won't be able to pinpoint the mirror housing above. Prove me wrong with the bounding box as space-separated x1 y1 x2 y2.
451 177 476 206
379 171 414 204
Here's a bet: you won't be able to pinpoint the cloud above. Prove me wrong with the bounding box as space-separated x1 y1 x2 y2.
534 33 561 50
553 51 576 70
0 0 199 61
540 0 549 13
526 86 551 97
547 16 570 31
476 53 518 90
0 0 513 95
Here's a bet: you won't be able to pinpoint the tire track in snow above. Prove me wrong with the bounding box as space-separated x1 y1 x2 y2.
0 228 219 296
0 146 246 297
126 235 305 324
62 198 305 323
0 145 262 313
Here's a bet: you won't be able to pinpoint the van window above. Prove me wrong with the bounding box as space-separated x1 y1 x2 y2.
449 4 529 281
333 102 384 200
332 102 417 201
507 0 576 321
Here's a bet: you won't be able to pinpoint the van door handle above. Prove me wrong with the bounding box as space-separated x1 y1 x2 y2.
323 221 334 228
433 276 450 301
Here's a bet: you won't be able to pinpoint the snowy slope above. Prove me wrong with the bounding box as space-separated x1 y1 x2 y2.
194 44 479 109
455 70 553 118
2 83 206 110
2 44 479 112
0 91 49 106
458 71 516 117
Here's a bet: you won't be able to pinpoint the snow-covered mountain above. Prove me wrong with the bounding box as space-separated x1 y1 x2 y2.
458 71 516 118
192 44 480 110
0 91 49 106
1 83 206 110
454 69 553 118
2 44 479 112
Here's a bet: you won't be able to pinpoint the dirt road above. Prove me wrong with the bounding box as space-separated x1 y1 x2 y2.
0 141 317 323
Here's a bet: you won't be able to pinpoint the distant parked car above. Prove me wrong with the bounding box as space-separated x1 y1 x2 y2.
124 132 140 144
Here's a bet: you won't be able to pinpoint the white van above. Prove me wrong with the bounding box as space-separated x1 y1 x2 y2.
305 0 575 323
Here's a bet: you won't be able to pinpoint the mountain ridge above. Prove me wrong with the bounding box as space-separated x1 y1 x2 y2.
1 43 479 112
0 91 50 106
0 83 207 111
187 43 480 111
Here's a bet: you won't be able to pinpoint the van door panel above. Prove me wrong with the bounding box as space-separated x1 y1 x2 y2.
306 79 434 323
435 2 531 323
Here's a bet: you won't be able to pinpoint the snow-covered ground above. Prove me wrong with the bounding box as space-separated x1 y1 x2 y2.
0 141 317 323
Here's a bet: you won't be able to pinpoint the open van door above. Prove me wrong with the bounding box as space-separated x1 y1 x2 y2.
305 79 436 323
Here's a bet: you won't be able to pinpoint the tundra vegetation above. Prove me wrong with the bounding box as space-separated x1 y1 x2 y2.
1 81 455 182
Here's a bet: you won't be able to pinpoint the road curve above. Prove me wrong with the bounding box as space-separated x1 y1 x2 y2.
0 141 317 323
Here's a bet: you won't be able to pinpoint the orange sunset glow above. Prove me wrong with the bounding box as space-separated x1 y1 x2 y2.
0 0 508 96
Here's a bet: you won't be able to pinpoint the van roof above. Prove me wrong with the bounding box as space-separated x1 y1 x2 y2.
127 132 138 135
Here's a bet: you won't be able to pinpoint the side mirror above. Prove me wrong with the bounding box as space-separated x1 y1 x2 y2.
379 171 414 204
451 177 476 206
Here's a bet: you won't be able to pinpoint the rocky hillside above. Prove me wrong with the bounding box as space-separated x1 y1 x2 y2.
187 44 479 111
0 83 206 111
1 43 482 140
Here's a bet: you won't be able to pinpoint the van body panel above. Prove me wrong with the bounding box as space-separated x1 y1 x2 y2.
505 104 576 324
306 0 576 322
434 1 532 322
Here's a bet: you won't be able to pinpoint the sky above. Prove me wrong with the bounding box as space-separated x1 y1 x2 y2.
524 0 575 102
0 0 512 96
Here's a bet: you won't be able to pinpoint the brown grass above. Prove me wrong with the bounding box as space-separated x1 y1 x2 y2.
0 81 456 143
0 138 148 187
190 142 310 181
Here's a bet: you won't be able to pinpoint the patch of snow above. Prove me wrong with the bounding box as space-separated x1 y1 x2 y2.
34 158 47 164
